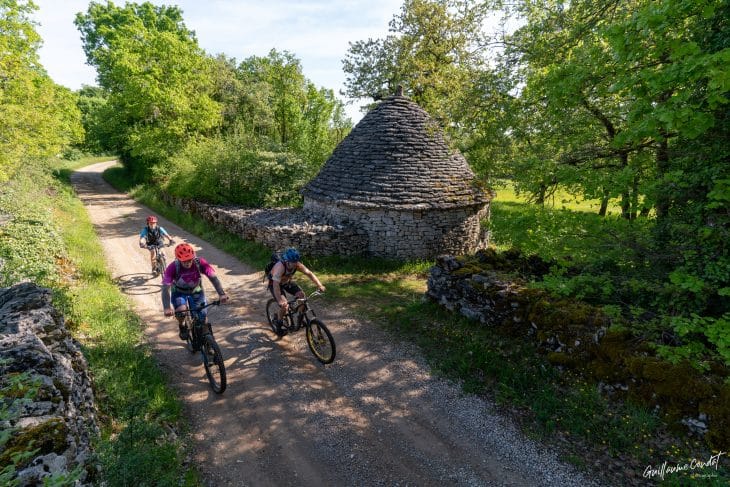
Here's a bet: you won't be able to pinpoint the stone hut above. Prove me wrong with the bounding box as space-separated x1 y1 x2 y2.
301 91 492 259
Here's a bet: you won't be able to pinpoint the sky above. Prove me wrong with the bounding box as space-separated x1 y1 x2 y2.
31 0 404 122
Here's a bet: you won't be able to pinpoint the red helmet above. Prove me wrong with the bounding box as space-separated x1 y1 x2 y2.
175 243 195 261
146 215 158 224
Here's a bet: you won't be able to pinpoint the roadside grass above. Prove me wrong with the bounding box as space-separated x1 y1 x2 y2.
0 157 200 486
102 163 728 486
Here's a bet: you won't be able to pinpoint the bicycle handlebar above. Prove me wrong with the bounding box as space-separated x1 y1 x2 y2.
142 242 173 249
288 290 324 306
175 300 221 315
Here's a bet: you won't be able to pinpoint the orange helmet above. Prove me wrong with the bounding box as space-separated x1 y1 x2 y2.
146 215 157 224
175 243 195 261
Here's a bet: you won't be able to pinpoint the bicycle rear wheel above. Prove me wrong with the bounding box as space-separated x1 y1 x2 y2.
306 319 335 364
202 334 226 393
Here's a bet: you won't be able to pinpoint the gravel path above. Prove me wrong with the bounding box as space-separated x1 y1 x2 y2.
72 161 605 487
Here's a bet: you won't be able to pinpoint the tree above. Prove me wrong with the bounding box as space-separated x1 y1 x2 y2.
493 0 729 316
225 49 349 165
75 84 109 153
342 0 489 125
0 0 82 180
75 1 221 176
492 0 728 221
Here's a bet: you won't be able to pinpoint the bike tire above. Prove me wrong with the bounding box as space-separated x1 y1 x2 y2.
157 252 167 275
306 319 336 364
202 335 227 393
184 316 197 353
265 298 279 335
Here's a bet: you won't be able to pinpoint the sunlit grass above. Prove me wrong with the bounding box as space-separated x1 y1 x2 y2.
491 179 625 215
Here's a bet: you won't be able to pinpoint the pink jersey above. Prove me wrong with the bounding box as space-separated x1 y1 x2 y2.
162 257 216 290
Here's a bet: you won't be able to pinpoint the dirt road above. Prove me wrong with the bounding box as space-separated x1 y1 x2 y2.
71 161 600 487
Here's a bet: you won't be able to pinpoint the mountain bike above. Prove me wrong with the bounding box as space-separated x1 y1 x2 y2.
266 290 336 364
177 299 227 393
144 242 171 276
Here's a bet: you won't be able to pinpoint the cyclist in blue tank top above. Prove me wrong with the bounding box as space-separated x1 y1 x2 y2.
267 247 325 337
138 215 174 273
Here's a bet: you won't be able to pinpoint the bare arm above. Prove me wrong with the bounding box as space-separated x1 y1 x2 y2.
299 264 325 292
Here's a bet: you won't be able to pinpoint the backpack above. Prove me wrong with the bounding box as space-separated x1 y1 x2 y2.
145 225 162 244
263 252 281 282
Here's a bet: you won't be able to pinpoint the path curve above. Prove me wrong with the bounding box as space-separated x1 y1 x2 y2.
71 161 602 487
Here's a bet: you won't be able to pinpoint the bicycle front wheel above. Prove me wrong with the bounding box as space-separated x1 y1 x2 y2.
157 252 167 274
265 299 279 335
184 317 197 353
202 335 227 393
306 319 335 364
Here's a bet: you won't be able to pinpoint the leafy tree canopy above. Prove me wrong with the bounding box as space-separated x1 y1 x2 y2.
75 1 221 173
0 0 83 181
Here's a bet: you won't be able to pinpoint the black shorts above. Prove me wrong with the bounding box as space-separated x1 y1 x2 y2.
268 280 302 300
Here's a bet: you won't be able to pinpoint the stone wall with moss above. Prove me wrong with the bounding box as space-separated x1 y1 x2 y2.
426 250 729 450
162 193 490 259
0 282 99 485
161 194 368 256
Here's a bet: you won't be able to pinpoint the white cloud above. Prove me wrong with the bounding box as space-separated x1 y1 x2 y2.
32 0 401 121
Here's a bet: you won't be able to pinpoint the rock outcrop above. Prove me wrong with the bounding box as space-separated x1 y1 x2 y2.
0 282 99 486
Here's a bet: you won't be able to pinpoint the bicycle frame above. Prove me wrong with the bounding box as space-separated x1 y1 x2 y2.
177 298 218 341
282 290 322 331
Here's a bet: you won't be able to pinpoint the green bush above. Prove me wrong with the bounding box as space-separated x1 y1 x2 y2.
158 134 318 207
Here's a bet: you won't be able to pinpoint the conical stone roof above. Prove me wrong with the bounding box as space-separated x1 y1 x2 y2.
302 95 490 210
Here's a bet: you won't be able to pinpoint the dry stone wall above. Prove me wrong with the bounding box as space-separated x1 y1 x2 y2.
426 252 729 449
0 282 99 486
304 199 489 259
162 194 488 259
162 193 368 256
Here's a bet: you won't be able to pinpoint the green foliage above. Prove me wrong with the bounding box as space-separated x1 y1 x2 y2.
158 134 312 207
655 313 730 370
75 1 221 174
342 0 489 125
0 161 62 287
75 85 110 154
97 419 182 486
215 49 350 164
0 0 83 182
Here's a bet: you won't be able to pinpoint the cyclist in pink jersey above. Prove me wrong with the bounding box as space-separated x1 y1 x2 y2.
161 243 229 340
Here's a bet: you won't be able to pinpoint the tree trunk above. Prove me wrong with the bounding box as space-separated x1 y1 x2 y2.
630 174 640 220
619 152 631 219
598 188 609 216
534 183 547 206
655 137 670 218
621 190 631 219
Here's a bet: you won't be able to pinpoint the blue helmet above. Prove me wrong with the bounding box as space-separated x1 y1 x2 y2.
282 247 301 263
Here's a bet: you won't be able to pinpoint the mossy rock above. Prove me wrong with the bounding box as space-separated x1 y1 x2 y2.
701 385 730 450
547 351 578 367
0 418 69 469
586 358 631 382
594 328 634 363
